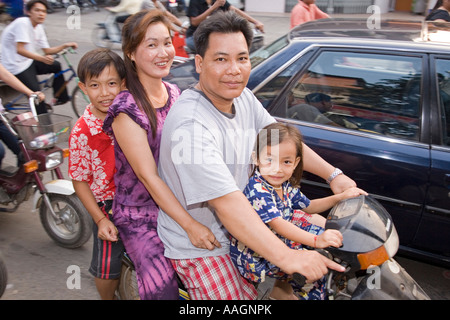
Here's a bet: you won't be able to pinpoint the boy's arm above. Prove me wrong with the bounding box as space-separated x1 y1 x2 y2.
72 180 118 242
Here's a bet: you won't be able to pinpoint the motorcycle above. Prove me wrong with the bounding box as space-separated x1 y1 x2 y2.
293 195 430 300
0 95 92 249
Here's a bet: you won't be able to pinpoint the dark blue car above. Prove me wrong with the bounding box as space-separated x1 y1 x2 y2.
165 19 450 266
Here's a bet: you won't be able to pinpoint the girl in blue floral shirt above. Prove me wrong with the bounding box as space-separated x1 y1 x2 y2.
230 122 366 300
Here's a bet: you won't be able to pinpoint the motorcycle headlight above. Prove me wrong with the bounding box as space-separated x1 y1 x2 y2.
45 151 63 170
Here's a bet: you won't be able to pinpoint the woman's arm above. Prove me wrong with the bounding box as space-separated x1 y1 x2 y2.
112 113 221 250
304 187 368 214
302 143 356 194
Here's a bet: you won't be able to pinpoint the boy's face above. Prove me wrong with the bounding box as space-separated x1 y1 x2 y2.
78 65 124 119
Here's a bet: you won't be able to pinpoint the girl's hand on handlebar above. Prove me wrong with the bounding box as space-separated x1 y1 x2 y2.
315 229 343 248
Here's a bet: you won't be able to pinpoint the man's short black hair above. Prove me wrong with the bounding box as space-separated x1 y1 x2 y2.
26 0 49 11
193 11 253 58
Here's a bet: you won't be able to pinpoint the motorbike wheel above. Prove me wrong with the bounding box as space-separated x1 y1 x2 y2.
71 85 90 118
39 193 92 249
0 254 7 298
91 26 112 49
117 260 140 300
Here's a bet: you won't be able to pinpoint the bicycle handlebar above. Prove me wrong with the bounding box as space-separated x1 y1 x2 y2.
54 47 76 58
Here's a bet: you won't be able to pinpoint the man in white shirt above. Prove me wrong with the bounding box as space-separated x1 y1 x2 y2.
0 0 77 114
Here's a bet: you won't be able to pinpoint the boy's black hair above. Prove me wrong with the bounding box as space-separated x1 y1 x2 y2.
193 11 253 58
77 48 126 84
26 0 49 11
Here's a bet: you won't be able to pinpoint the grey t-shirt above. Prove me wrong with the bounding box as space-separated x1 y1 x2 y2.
157 87 275 259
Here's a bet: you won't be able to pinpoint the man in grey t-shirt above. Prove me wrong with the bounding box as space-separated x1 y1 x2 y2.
157 11 351 300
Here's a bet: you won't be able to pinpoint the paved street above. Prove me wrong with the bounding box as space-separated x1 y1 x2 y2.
0 6 448 301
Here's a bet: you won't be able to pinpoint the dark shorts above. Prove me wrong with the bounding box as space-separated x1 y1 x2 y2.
89 200 124 279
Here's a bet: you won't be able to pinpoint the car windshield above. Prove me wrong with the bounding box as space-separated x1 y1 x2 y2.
250 35 289 68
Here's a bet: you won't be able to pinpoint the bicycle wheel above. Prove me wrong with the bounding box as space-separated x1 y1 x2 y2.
91 26 112 49
71 85 90 118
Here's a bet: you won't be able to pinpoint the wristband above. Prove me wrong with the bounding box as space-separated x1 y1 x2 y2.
313 235 317 248
96 216 106 225
326 168 343 184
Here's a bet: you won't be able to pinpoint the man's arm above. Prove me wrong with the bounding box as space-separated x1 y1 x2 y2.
42 42 78 56
189 0 226 27
209 190 345 281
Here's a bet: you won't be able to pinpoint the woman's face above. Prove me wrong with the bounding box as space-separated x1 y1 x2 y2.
130 22 175 81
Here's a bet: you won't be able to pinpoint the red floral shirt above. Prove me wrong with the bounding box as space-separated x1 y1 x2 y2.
68 105 115 202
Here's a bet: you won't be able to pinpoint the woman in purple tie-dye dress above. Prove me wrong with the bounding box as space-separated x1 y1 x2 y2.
103 10 214 300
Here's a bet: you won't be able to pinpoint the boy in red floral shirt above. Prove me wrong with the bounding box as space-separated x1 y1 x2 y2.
68 48 126 300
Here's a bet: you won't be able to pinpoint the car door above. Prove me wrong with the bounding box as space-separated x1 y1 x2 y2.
257 47 430 251
411 55 450 263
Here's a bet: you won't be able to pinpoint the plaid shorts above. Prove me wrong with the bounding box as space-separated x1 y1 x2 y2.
171 254 258 300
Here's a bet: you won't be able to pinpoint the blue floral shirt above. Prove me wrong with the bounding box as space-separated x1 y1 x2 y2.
244 169 310 230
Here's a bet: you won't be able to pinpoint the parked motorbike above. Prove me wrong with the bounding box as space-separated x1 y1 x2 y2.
293 195 430 300
0 95 92 248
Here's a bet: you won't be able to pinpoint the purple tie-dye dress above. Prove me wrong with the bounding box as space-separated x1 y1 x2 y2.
103 82 180 300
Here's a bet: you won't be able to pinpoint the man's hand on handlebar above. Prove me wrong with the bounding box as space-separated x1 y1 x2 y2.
287 249 345 283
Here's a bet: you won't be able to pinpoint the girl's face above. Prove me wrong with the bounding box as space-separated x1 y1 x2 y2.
256 139 300 188
130 22 175 81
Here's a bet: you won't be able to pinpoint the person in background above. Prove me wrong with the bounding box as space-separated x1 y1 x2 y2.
105 0 143 43
141 0 187 33
0 63 45 168
184 0 264 52
68 48 127 300
0 0 77 114
425 0 450 22
290 0 329 29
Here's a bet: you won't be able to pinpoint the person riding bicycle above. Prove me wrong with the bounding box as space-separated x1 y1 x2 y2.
105 0 144 43
0 0 77 115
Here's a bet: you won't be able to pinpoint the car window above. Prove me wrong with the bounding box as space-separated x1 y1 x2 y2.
250 35 289 69
281 51 422 141
435 58 450 146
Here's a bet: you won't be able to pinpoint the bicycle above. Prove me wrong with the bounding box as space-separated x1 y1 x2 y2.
0 48 90 118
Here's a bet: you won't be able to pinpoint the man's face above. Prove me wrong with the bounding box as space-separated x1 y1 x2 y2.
195 31 251 110
28 2 47 26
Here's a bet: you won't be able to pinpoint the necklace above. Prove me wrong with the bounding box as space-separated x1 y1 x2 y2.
149 93 167 106
273 186 282 190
